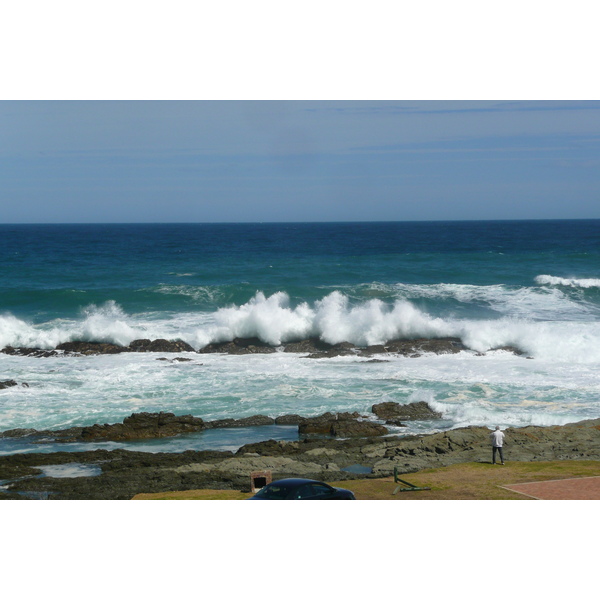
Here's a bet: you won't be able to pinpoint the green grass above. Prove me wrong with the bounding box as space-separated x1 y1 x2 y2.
132 460 600 500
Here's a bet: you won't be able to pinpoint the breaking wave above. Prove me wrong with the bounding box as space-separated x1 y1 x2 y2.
535 274 600 288
3 291 600 362
340 281 596 321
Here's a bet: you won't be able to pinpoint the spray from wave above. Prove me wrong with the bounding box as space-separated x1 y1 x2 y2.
3 292 600 362
0 301 145 349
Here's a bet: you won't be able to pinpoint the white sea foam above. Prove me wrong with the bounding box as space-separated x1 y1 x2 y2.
204 291 315 346
0 301 144 349
152 284 226 304
353 281 596 320
2 332 599 435
535 274 600 288
3 291 600 364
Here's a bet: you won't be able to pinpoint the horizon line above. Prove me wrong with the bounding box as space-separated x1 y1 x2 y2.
2 217 600 226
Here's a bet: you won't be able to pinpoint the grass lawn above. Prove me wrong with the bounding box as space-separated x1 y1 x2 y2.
132 459 600 500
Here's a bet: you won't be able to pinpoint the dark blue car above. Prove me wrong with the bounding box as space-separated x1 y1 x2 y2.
248 478 356 500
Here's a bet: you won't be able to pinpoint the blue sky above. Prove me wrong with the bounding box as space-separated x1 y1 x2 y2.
2 100 600 223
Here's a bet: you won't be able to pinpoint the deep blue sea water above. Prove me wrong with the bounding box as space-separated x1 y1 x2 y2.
2 220 600 454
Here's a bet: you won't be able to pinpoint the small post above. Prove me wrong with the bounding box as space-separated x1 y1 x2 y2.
250 470 272 493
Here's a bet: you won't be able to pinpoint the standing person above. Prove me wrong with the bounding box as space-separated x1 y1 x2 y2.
491 425 505 465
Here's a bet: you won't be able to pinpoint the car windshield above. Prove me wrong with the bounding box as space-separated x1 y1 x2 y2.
255 484 292 499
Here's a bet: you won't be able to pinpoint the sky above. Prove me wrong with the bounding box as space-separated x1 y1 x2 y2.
2 100 600 223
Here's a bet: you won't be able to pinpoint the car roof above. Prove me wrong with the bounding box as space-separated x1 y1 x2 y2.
268 478 323 486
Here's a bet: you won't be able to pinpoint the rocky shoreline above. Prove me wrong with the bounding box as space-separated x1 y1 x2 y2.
0 336 529 359
1 402 598 500
0 401 441 443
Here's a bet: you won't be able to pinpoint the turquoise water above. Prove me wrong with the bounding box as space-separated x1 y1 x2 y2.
1 220 600 452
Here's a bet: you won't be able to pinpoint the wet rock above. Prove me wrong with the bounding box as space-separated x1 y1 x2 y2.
0 428 38 438
274 414 307 425
0 380 19 390
304 342 358 359
1 346 58 358
282 338 332 354
298 412 361 435
362 359 390 364
198 337 276 354
372 401 442 422
383 338 466 357
56 341 127 355
128 339 195 353
3 338 196 357
205 415 276 428
358 345 387 356
79 412 206 441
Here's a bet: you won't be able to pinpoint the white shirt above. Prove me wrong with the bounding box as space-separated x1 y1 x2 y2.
491 430 505 447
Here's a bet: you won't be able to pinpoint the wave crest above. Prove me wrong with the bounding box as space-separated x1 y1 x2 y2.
535 274 600 288
3 292 600 363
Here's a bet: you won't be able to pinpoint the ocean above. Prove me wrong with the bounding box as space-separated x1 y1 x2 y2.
2 220 600 455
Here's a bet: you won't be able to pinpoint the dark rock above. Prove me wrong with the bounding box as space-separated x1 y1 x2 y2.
56 341 127 355
0 380 19 390
285 337 467 359
372 401 442 421
128 339 195 353
282 338 333 354
0 428 38 438
198 337 276 355
303 342 358 359
299 412 364 435
383 338 466 357
363 359 390 364
79 412 206 441
205 415 275 428
359 345 388 356
274 414 307 425
3 338 196 358
1 347 58 358
330 420 389 438
236 439 302 456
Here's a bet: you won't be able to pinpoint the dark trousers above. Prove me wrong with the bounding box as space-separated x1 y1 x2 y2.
492 446 504 464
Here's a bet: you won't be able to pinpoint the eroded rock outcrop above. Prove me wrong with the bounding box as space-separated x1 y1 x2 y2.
298 412 388 437
198 337 276 355
0 402 441 444
0 380 19 389
128 339 195 353
204 415 276 429
77 412 206 441
2 338 196 357
2 418 600 499
1 335 530 359
371 401 442 424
